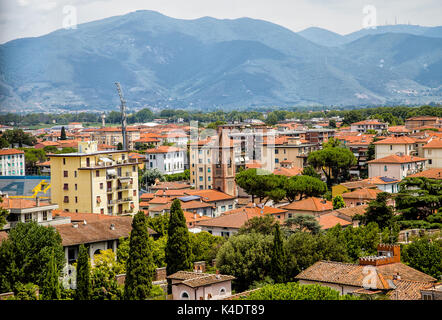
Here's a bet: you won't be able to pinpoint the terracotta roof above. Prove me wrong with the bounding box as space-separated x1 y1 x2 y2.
352 120 386 125
55 216 156 246
406 116 439 121
340 180 377 190
0 231 8 242
423 139 442 149
388 126 410 133
363 176 400 185
145 146 185 154
150 181 191 190
407 168 442 180
195 210 261 229
273 166 303 177
0 198 53 210
331 205 368 221
223 203 287 216
387 280 435 300
140 193 156 200
316 214 352 230
183 211 211 226
295 261 436 289
148 197 173 204
0 148 25 155
280 197 333 212
185 189 236 202
374 136 416 145
367 154 427 164
53 210 118 222
167 271 235 288
341 188 381 200
154 189 193 197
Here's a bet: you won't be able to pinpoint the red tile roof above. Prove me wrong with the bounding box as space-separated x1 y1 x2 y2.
407 168 442 180
423 138 442 149
280 197 333 212
374 136 416 145
341 188 381 200
0 148 25 155
367 154 427 164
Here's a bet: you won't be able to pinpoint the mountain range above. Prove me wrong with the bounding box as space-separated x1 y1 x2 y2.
0 10 441 113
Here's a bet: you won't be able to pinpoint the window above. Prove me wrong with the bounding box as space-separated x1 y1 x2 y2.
25 213 32 222
220 288 226 296
63 158 66 165
63 171 68 177
75 196 78 203
100 208 104 214
180 291 190 300
390 145 393 150
133 190 137 197
100 183 103 190
42 211 47 221
429 159 432 165
64 196 69 203
96 170 100 177
75 184 77 191
384 165 387 172
133 165 136 172
74 171 77 178
63 183 69 190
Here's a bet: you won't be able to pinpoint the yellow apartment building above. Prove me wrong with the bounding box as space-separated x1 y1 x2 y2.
50 141 140 215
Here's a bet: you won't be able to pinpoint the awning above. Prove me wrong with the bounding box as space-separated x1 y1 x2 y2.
119 177 131 183
107 169 117 176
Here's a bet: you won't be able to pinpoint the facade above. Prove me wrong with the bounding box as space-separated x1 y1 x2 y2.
368 154 427 180
374 136 416 159
50 141 140 215
422 139 442 168
405 116 441 131
341 188 382 207
0 197 70 230
145 146 186 175
350 120 388 134
168 271 235 300
89 127 141 150
0 149 25 176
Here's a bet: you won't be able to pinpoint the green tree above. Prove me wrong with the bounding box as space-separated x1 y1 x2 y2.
238 215 278 236
216 232 273 291
76 244 91 300
395 177 442 221
41 248 61 300
91 249 124 300
3 129 36 147
283 175 327 202
270 223 286 283
0 196 9 229
117 142 123 150
328 119 336 128
165 200 192 290
13 282 40 300
332 195 345 210
307 147 356 187
265 112 278 126
0 136 9 148
355 192 394 229
124 211 155 300
0 222 64 293
140 168 165 189
190 231 226 263
60 126 67 140
284 215 321 235
243 282 358 300
301 165 321 180
402 237 442 280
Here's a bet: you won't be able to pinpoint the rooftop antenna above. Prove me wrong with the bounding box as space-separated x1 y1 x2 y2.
115 82 127 150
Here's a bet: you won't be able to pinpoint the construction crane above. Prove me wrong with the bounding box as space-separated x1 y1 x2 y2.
115 82 128 150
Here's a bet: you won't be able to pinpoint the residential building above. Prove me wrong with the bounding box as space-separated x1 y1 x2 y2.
279 197 333 218
405 116 441 131
89 127 141 150
49 141 140 215
295 244 437 299
184 189 237 216
374 136 416 159
422 139 442 168
0 149 25 176
0 197 69 230
55 215 156 264
350 120 388 134
145 146 186 175
167 270 235 300
408 168 442 180
341 187 382 207
367 153 427 180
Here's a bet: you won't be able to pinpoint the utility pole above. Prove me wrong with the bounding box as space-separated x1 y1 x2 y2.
115 82 127 150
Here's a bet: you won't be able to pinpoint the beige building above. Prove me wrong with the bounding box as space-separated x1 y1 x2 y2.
374 136 416 159
89 127 141 150
368 153 427 180
50 141 140 215
423 139 442 169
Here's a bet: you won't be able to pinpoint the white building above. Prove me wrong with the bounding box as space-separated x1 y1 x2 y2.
145 146 186 175
0 149 25 176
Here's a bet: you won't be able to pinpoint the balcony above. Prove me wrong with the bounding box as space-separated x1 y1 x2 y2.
109 197 133 204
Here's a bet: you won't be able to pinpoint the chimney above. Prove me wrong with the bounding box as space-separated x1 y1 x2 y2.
83 220 87 225
110 223 115 230
36 197 40 207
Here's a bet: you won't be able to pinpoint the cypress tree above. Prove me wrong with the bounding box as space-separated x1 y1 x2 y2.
76 244 91 300
60 126 67 140
124 211 155 300
165 199 192 292
270 223 286 283
41 248 61 300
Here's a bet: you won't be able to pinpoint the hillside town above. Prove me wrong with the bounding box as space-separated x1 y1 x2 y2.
0 110 441 301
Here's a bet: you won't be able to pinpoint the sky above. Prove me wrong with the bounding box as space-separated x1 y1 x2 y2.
0 0 441 44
